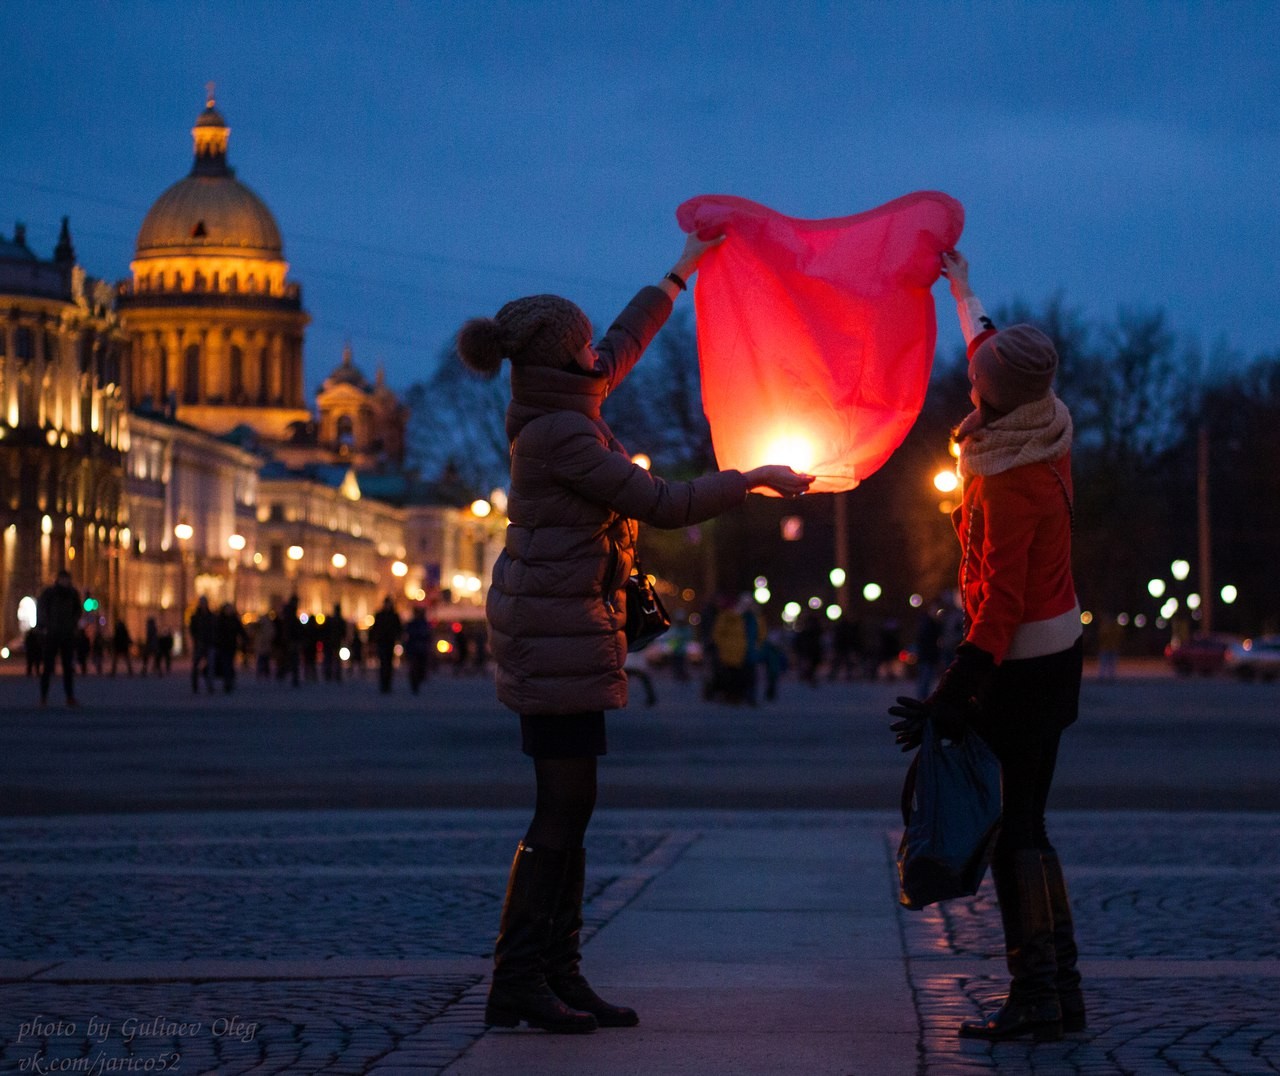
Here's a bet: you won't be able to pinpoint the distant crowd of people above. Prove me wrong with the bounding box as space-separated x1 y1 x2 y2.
688 590 965 707
22 571 488 706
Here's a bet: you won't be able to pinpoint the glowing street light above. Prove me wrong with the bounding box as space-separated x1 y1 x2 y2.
391 560 409 578
227 533 246 552
174 521 194 542
1147 578 1166 598
331 553 348 569
862 582 882 602
1171 559 1191 582
1221 584 1239 605
933 469 959 494
470 499 492 518
286 545 304 561
829 567 847 588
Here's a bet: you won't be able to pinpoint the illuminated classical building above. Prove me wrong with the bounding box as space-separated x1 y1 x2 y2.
106 93 502 638
0 219 129 643
117 94 310 440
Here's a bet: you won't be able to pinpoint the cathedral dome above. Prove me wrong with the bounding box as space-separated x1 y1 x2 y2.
134 93 283 259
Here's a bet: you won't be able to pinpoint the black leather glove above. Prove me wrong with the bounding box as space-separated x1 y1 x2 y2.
888 642 997 750
889 696 928 752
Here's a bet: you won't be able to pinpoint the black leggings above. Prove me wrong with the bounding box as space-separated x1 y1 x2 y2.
519 711 605 852
971 639 1083 858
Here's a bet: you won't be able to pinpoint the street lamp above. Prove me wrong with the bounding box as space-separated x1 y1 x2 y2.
174 519 194 652
286 545 304 590
227 533 245 605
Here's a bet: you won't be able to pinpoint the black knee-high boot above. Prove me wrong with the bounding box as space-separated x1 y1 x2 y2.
1042 850 1086 1032
485 843 597 1033
544 848 639 1027
960 849 1063 1042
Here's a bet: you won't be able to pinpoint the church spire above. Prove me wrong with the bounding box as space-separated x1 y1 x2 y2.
191 83 232 177
54 216 75 265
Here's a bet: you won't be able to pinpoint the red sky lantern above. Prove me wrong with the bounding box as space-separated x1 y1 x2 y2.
676 192 964 494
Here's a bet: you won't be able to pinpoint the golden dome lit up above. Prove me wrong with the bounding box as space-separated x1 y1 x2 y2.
134 91 283 259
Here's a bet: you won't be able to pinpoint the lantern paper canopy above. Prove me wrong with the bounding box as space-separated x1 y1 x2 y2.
676 192 964 494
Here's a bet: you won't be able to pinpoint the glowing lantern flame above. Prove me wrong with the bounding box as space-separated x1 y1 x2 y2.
762 433 817 475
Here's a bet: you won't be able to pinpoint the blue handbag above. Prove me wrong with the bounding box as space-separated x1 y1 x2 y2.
897 724 1003 910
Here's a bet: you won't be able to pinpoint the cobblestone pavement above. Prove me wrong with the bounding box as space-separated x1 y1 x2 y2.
1 810 1278 1074
898 812 1280 1075
0 811 693 1075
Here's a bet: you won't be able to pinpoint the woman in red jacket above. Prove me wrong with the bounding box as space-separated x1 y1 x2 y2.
457 230 811 1034
892 250 1085 1043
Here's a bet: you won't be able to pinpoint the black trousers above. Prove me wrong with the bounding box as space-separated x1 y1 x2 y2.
971 638 1083 857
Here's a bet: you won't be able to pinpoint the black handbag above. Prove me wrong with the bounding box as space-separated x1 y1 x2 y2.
624 563 670 651
897 723 1002 910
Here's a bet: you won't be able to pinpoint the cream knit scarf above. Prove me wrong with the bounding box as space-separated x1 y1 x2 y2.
955 394 1073 479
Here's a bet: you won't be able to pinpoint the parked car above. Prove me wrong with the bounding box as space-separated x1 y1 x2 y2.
1164 634 1238 677
1224 635 1280 681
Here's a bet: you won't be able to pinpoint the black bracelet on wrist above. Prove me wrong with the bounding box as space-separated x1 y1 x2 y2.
664 271 688 292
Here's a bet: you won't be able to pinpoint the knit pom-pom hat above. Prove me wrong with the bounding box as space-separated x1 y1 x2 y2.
456 294 593 376
968 324 1058 414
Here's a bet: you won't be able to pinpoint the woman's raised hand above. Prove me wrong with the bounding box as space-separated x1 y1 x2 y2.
743 465 814 498
672 230 725 280
940 249 972 301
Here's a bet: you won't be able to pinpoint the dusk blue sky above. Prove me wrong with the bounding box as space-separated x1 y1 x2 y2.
3 2 1277 399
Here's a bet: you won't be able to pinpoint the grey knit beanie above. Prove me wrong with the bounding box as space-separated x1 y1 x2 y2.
969 324 1058 413
456 294 593 375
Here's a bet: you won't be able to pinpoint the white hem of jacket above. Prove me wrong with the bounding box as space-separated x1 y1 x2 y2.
1004 604 1083 661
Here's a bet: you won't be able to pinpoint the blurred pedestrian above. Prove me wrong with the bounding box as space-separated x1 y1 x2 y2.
759 627 789 702
369 596 402 694
188 596 216 694
213 603 248 693
1096 615 1123 682
891 248 1084 1042
792 610 824 687
300 614 321 682
667 611 692 682
913 603 944 697
253 614 276 679
451 622 470 676
349 628 365 677
37 569 82 707
75 625 91 675
623 647 656 706
110 619 134 676
875 617 902 680
710 595 751 704
89 625 105 675
404 606 432 694
456 227 811 1034
141 616 159 676
828 614 861 681
277 596 301 687
156 627 174 675
322 603 347 683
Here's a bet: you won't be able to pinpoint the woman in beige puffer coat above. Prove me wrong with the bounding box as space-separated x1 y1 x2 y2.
457 230 811 1035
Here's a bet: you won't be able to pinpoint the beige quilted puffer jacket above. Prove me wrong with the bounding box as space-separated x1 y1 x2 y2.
488 286 749 715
